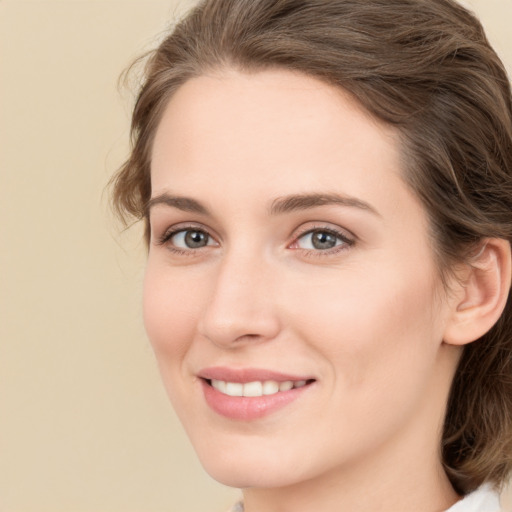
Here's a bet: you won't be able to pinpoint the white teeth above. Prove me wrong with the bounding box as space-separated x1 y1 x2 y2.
225 382 243 397
210 379 308 397
279 381 294 392
243 381 263 397
262 380 279 395
211 379 226 393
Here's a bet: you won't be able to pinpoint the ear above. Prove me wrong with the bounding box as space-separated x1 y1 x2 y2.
443 238 511 346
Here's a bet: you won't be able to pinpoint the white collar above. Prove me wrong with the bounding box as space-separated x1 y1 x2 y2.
229 483 502 512
445 484 501 512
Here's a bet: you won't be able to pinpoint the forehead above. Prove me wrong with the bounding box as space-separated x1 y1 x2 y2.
150 68 409 213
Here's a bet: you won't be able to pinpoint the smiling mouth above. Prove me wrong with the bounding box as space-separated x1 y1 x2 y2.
203 378 316 397
200 372 316 420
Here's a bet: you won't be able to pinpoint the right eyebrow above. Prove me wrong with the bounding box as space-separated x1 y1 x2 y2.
146 193 210 216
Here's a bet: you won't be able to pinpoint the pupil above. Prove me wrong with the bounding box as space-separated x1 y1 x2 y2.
185 231 207 248
312 231 336 250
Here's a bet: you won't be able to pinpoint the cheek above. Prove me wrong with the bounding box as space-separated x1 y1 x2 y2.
142 263 199 359
284 260 441 390
278 265 445 462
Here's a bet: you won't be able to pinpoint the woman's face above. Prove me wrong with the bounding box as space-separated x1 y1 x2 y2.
145 69 459 489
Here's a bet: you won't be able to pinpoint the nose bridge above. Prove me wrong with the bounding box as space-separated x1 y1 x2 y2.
198 244 280 347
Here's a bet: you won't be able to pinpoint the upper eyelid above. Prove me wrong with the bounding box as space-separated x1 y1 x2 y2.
292 228 354 248
293 223 356 241
155 223 217 246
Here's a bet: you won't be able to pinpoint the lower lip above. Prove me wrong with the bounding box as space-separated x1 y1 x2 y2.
201 380 312 421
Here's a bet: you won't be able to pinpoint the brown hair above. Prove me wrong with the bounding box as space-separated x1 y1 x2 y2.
111 0 512 495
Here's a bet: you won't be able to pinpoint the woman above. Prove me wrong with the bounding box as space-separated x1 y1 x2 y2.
111 0 512 510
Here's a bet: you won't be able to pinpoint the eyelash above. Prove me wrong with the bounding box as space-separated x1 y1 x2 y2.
156 224 355 257
156 224 214 256
292 225 355 256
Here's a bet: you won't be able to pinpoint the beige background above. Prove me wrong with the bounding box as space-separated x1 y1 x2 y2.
0 1 511 511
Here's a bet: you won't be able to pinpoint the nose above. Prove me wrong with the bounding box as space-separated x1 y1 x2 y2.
197 250 281 348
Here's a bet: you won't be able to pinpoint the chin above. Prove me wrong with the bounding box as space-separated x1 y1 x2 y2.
202 462 298 489
195 442 309 489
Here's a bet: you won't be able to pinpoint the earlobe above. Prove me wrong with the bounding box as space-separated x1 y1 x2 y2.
443 238 512 346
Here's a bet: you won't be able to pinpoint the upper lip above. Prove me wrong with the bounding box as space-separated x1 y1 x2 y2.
198 366 315 383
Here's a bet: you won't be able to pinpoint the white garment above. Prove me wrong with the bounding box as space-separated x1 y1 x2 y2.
229 484 502 512
445 484 502 512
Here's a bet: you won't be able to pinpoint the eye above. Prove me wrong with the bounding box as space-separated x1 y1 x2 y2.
293 228 353 251
164 228 216 250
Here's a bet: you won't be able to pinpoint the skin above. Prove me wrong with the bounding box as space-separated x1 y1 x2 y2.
145 68 464 512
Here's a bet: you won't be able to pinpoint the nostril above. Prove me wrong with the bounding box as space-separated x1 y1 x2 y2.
235 333 262 342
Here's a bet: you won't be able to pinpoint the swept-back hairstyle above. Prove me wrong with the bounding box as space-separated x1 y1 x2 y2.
111 0 512 495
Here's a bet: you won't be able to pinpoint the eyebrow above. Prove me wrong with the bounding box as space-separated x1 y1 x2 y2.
147 191 380 217
269 193 380 217
146 193 210 215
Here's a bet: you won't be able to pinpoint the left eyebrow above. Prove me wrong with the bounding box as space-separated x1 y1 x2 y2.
269 193 381 217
